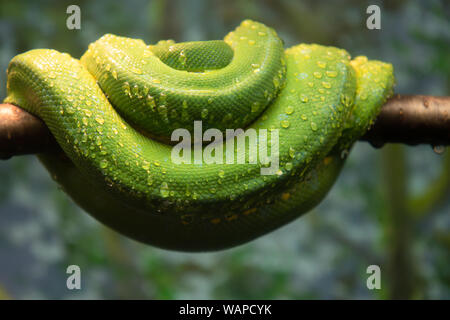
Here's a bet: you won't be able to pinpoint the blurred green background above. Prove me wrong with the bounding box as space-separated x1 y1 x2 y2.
0 0 449 299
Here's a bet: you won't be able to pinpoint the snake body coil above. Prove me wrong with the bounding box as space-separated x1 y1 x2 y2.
4 20 394 251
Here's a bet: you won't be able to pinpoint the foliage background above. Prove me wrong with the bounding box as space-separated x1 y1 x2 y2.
0 0 449 299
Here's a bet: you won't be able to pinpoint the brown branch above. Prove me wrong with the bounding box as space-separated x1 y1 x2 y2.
0 103 58 159
0 94 449 159
361 94 450 148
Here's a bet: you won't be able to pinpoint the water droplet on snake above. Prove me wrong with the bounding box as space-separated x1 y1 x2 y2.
300 94 309 103
281 120 290 128
100 159 108 169
322 81 332 89
160 182 170 198
326 70 338 78
251 102 260 113
289 147 295 158
95 116 105 125
285 105 294 115
316 61 327 68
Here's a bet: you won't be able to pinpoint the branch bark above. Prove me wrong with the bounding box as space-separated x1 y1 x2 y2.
0 102 58 159
0 94 449 159
360 94 450 148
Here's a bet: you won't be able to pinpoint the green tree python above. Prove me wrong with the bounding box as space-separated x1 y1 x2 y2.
4 20 394 251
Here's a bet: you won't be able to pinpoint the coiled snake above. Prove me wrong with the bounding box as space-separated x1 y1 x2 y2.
4 20 394 251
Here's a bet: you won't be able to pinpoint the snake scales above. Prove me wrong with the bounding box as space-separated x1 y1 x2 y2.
4 20 394 251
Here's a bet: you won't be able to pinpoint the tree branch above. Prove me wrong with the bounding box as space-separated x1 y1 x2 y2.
0 94 449 159
360 94 450 148
0 102 58 159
